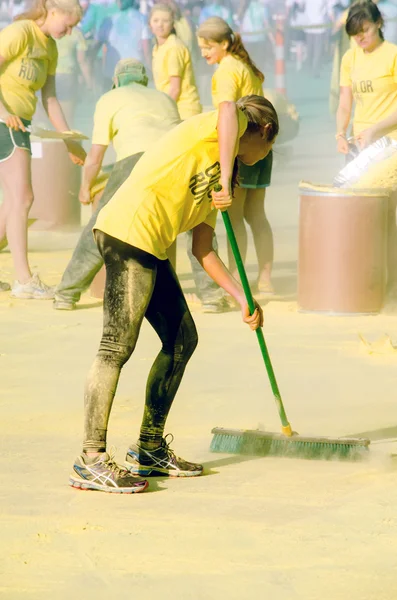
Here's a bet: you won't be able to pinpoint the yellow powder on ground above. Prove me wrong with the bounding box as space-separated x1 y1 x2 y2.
354 151 397 190
299 181 389 197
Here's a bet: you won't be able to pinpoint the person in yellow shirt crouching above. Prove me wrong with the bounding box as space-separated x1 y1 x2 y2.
150 2 201 120
68 95 278 494
54 57 180 309
336 0 397 295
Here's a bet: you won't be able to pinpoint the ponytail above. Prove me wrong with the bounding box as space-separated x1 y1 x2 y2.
229 31 264 83
15 0 82 22
237 95 279 141
197 17 264 83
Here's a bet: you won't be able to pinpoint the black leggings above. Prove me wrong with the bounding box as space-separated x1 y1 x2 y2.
83 231 198 453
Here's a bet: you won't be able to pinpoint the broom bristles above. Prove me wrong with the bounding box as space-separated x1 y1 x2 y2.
210 428 370 461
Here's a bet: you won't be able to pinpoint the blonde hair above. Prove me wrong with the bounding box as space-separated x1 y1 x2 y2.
197 16 264 83
150 3 175 23
15 0 82 22
237 95 279 141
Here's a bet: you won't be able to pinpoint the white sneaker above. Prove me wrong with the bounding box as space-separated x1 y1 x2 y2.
11 273 55 299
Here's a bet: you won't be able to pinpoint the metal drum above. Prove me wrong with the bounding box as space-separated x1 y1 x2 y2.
298 183 389 314
30 138 81 229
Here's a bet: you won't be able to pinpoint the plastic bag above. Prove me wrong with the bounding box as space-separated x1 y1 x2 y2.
333 136 397 188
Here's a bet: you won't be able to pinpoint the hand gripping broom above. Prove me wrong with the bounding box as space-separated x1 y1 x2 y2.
210 187 370 460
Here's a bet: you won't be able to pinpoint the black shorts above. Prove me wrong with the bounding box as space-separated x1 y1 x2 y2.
0 118 31 162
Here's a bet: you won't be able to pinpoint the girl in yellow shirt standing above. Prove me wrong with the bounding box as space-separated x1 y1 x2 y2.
0 0 86 298
198 17 275 294
150 3 201 120
336 0 397 291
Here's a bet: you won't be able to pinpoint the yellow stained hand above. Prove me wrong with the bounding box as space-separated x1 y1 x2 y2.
241 301 264 331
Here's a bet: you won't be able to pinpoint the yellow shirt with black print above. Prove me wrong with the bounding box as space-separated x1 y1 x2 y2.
95 109 248 259
212 54 263 107
152 33 201 120
340 40 397 139
0 19 58 120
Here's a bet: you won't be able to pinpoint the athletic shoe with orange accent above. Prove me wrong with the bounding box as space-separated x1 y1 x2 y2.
125 434 203 477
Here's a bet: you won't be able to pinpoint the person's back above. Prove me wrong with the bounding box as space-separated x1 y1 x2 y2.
212 54 263 107
94 82 180 161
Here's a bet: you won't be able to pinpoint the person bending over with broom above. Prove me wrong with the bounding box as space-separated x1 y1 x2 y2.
69 95 278 494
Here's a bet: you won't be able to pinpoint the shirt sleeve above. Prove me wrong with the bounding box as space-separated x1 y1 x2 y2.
212 64 239 107
47 41 58 76
165 45 185 78
0 22 28 61
204 208 218 229
91 96 113 146
339 49 353 87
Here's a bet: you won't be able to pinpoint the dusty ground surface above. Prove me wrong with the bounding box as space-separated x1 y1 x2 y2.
1 69 397 599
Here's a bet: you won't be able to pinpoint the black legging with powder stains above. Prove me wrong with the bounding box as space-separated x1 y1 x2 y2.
83 231 198 453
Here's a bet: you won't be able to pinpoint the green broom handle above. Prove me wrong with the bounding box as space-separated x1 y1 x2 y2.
219 205 292 435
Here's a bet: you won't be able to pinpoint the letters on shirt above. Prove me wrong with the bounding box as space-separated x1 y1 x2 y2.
352 80 374 93
189 161 221 206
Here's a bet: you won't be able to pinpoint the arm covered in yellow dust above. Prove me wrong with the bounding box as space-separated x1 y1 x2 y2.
356 106 397 148
191 222 263 330
79 144 107 205
211 101 239 211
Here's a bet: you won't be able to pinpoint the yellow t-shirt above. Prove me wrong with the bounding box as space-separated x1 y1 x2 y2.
152 33 201 120
212 54 263 107
95 109 248 259
340 41 397 139
56 28 87 75
0 19 58 119
91 82 181 161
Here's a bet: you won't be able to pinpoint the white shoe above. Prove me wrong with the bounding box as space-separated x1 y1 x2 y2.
11 273 55 299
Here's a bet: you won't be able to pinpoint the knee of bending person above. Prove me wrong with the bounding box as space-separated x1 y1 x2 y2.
98 334 137 366
174 314 198 362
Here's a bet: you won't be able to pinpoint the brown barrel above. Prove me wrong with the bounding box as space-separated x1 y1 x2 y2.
30 138 81 229
298 184 389 314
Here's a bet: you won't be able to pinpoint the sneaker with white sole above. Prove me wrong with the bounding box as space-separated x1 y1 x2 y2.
69 451 148 493
11 273 55 299
125 434 203 477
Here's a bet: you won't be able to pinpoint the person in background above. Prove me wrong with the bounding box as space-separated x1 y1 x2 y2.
378 0 397 43
95 0 151 90
54 58 180 309
150 2 201 119
198 16 275 294
55 25 92 124
336 0 397 292
69 96 276 494
0 0 86 297
151 2 231 312
302 0 333 77
199 0 233 27
240 0 273 73
286 0 306 71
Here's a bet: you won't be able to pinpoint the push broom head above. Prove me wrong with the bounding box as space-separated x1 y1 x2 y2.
210 428 371 461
